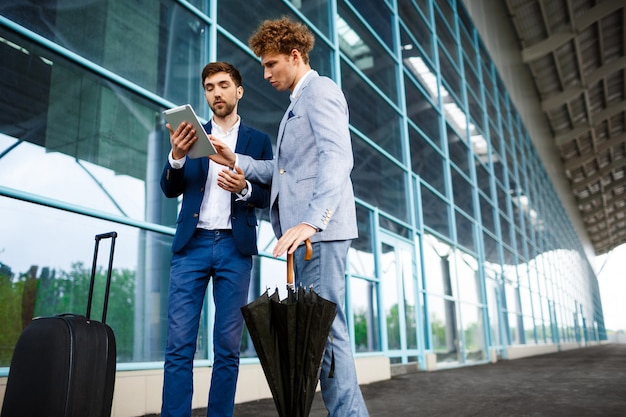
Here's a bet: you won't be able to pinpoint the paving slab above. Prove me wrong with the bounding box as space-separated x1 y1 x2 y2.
147 343 626 417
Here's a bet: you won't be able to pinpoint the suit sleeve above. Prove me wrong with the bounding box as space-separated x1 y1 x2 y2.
244 133 273 209
301 78 353 230
238 154 275 185
160 161 186 198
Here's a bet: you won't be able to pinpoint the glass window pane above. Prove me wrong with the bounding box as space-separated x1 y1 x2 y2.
351 277 381 352
460 303 486 362
3 1 211 108
218 0 293 45
435 5 458 65
483 230 500 265
399 1 433 61
476 159 492 198
422 235 452 296
0 197 173 364
404 75 442 146
421 184 451 238
401 246 418 349
451 167 474 217
337 2 398 103
0 30 171 225
409 127 445 190
428 295 460 363
342 62 403 159
453 250 480 304
349 206 375 278
352 137 408 222
346 0 393 48
448 124 470 175
382 242 401 350
439 48 462 102
288 0 332 37
399 17 433 67
480 195 496 234
455 210 476 253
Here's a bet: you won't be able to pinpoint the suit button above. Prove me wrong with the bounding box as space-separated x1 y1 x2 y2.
193 213 199 218
279 168 285 174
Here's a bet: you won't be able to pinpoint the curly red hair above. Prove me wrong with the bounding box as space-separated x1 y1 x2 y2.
248 16 315 64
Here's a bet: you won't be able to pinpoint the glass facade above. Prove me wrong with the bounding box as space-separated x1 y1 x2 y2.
0 0 605 374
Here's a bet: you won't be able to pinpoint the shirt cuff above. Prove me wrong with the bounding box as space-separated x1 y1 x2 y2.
302 222 321 232
168 150 186 169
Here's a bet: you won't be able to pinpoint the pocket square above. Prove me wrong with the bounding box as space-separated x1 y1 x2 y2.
288 110 295 119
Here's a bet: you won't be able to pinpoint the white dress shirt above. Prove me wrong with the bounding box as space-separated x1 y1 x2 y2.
169 117 249 230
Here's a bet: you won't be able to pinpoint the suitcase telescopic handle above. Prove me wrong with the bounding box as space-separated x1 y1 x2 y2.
86 232 118 323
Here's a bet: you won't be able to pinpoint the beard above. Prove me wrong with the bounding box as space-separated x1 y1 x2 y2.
210 100 236 118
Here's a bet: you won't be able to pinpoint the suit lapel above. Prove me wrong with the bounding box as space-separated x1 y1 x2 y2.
276 71 318 156
202 121 212 176
235 123 251 154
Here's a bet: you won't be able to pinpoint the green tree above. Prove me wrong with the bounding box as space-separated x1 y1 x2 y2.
0 261 135 365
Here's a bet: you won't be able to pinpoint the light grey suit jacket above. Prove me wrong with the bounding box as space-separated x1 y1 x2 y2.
238 71 358 243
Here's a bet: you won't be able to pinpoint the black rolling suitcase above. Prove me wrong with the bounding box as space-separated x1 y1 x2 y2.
1 232 118 417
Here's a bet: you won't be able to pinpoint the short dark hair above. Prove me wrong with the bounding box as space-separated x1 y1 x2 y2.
201 61 243 87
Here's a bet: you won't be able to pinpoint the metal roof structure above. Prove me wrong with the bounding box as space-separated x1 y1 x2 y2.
504 0 626 255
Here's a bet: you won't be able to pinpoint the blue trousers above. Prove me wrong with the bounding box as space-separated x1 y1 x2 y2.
293 240 370 417
161 229 252 417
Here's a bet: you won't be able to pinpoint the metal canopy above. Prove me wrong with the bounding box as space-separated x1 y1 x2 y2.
505 0 626 255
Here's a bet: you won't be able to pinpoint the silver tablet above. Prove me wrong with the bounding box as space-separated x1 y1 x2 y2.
163 104 217 158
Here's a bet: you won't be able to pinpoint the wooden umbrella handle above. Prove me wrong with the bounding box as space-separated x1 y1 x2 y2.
287 239 313 286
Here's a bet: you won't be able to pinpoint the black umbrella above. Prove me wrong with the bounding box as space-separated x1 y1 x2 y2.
241 240 337 417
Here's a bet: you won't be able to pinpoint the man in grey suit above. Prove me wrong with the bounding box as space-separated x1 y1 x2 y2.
211 17 369 417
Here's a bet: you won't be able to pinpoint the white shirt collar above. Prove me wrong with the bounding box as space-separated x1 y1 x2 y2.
210 115 241 136
290 70 315 101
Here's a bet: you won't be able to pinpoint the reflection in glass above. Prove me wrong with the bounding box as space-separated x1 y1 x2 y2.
404 73 442 146
460 303 485 362
524 315 536 344
448 123 471 175
337 2 397 103
346 0 393 48
349 206 375 278
409 127 445 190
435 6 458 66
480 195 496 234
398 2 433 61
483 231 500 266
1 1 209 108
0 197 173 365
350 277 380 352
421 184 450 238
453 250 480 304
422 234 451 296
401 247 418 350
342 63 402 159
485 275 503 348
351 136 408 222
0 33 172 225
451 167 474 217
381 243 401 351
455 210 475 253
428 295 459 364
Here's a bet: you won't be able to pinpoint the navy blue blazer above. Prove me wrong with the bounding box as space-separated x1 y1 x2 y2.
160 121 273 256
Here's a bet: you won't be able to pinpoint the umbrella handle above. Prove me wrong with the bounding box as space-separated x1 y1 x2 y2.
287 239 313 286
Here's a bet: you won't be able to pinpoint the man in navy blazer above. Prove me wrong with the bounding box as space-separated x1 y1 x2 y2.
210 18 369 417
160 62 273 417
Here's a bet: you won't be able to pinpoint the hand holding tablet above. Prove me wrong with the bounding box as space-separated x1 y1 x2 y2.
163 104 217 158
